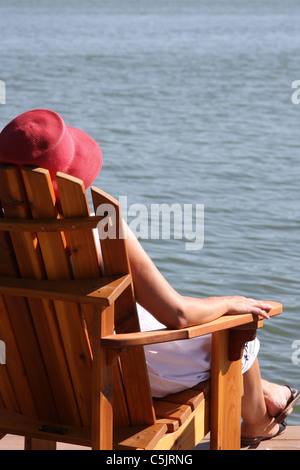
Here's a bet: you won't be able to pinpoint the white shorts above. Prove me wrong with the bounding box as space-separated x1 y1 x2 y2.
137 305 259 398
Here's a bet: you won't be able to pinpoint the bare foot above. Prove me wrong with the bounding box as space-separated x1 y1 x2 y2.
262 379 291 417
241 416 280 440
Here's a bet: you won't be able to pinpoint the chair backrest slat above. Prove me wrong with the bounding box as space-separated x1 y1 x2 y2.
56 173 101 343
22 167 93 427
0 165 59 421
92 186 156 426
0 294 36 416
56 173 132 427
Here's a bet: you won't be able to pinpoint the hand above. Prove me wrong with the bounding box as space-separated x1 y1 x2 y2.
225 296 273 320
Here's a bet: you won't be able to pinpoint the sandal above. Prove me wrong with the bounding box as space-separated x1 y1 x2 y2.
241 420 287 447
274 386 300 424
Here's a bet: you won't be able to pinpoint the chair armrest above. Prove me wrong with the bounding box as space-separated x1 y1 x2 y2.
101 301 282 348
0 274 132 307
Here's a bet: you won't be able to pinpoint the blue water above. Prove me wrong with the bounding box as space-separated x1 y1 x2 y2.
1 0 300 423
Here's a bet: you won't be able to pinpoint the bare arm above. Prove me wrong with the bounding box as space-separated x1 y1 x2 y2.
125 224 272 329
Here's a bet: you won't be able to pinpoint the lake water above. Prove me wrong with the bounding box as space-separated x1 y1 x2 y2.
1 0 300 423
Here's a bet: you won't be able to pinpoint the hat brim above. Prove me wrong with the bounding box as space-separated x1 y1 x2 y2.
64 126 102 189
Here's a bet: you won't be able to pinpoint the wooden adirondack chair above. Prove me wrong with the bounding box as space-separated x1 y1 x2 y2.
0 164 282 450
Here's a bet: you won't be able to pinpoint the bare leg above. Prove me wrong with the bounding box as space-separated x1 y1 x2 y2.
241 359 280 439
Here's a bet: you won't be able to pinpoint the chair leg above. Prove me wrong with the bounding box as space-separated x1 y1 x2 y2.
25 437 56 450
210 329 242 450
91 305 114 450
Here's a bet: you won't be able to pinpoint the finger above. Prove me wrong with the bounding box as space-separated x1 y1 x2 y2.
251 307 270 320
254 301 273 311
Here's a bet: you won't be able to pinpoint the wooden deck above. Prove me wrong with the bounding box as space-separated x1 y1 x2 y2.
197 425 300 450
1 426 299 450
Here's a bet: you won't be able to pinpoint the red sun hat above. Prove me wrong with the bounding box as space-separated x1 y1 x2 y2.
0 109 102 194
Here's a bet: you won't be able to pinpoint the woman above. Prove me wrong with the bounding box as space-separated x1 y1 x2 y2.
0 108 298 445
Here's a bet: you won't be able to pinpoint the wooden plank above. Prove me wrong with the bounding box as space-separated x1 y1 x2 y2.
0 227 19 277
0 165 45 279
0 274 132 306
159 387 206 411
26 296 83 425
0 165 58 421
91 304 114 449
92 186 156 426
152 399 209 450
0 296 37 416
153 401 191 426
2 424 300 451
56 173 131 429
56 173 101 344
25 438 57 450
117 423 168 450
0 165 80 424
0 215 103 232
0 187 42 419
155 418 180 432
210 329 242 450
112 359 131 427
56 173 102 279
101 302 281 348
0 408 91 447
22 167 93 427
91 186 131 276
151 380 209 433
247 426 300 450
0 363 19 413
0 234 20 414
